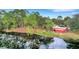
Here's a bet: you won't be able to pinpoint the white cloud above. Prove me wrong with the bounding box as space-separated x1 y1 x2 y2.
71 12 79 15
53 9 75 12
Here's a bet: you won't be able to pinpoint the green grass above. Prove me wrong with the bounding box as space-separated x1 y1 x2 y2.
24 27 58 37
34 31 58 37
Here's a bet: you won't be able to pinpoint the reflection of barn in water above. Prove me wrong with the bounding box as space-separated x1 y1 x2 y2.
51 25 70 33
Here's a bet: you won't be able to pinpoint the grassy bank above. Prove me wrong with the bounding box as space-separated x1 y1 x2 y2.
3 27 79 42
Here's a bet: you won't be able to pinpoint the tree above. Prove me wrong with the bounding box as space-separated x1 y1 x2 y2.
70 14 79 31
64 14 79 31
37 16 46 29
45 19 55 30
2 13 10 29
0 10 6 30
57 16 63 20
64 16 71 27
12 9 28 27
52 17 64 26
26 12 40 28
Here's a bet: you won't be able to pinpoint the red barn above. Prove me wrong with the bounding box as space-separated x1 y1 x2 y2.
51 25 69 33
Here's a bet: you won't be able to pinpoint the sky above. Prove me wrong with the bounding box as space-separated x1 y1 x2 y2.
28 9 79 19
4 9 79 19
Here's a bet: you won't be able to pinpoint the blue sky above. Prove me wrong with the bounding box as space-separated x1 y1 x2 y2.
28 9 79 18
4 9 79 19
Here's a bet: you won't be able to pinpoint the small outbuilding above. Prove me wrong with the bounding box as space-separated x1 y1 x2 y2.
51 25 69 33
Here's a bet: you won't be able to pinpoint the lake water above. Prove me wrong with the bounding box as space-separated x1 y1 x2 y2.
39 37 68 49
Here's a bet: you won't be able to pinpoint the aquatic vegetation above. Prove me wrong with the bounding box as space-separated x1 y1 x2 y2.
0 32 79 49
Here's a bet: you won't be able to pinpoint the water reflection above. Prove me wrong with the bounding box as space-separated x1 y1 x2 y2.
39 37 67 49
39 42 48 49
48 37 67 49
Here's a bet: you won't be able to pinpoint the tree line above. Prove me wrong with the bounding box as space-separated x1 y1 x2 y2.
0 9 54 30
52 14 79 31
0 9 79 31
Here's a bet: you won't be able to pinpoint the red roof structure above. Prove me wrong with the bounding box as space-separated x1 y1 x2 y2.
51 26 69 33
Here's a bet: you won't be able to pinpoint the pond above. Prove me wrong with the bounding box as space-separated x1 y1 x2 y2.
0 33 79 49
47 37 67 49
39 37 79 49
